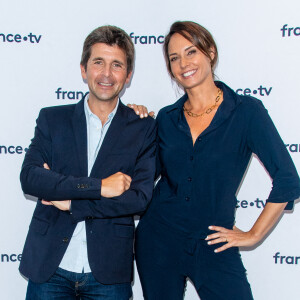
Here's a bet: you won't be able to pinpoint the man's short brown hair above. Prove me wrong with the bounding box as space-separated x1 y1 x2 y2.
81 25 135 75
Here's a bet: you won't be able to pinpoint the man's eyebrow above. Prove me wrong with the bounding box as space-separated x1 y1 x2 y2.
91 57 125 66
112 59 125 65
92 57 103 61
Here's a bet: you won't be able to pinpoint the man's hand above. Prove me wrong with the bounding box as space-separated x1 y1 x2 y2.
41 163 71 211
41 199 71 211
101 172 132 198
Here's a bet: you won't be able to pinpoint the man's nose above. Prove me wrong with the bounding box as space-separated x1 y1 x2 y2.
102 64 112 77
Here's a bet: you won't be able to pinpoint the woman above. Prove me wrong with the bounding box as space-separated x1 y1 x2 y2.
132 21 300 300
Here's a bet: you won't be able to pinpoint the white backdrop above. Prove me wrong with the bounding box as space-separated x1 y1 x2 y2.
0 0 299 299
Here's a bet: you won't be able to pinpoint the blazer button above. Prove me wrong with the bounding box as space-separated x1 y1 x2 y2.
62 237 69 243
77 184 80 189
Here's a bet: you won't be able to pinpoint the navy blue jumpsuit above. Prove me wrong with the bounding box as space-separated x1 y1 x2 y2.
135 81 300 300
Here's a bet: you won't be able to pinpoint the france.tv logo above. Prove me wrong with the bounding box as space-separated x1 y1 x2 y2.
0 145 28 154
235 85 272 97
236 198 266 209
129 32 164 45
285 144 300 153
55 88 89 101
1 253 22 263
280 24 300 37
273 252 300 265
0 32 42 43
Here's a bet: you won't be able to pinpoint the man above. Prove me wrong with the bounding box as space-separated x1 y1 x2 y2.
19 25 156 300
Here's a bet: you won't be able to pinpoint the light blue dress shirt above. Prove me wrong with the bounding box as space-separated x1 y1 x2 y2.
59 97 119 273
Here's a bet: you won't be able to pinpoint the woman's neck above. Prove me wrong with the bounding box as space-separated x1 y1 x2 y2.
185 80 220 113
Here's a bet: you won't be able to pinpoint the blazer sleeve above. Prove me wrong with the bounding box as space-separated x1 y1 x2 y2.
246 101 300 210
70 119 157 221
20 108 102 200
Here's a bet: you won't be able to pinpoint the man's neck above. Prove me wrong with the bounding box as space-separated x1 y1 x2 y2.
87 96 118 125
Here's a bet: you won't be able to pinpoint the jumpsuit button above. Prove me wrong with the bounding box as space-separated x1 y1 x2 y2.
190 156 194 161
185 197 190 202
188 177 192 182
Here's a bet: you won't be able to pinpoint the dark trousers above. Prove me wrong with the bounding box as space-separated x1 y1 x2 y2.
26 268 132 300
135 218 254 300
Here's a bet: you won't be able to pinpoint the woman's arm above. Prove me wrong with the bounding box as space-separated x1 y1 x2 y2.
207 100 299 253
206 202 286 253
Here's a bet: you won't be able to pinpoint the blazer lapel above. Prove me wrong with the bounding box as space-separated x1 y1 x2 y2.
90 101 128 177
72 99 88 176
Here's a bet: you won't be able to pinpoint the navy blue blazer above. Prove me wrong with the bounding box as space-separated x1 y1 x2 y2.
19 99 156 284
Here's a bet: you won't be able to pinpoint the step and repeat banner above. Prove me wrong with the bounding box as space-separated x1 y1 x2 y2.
0 0 299 299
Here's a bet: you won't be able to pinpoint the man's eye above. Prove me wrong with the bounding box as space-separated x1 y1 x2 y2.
113 63 122 68
95 60 103 65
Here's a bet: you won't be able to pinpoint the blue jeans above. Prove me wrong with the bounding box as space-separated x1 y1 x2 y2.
26 268 132 300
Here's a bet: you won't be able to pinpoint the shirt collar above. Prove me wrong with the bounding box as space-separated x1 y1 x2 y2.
164 81 241 114
84 95 119 121
165 81 242 137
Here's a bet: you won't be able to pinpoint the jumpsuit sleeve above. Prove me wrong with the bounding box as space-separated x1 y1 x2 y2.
246 101 300 210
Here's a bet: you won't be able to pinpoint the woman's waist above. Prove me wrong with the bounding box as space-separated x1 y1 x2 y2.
142 206 235 240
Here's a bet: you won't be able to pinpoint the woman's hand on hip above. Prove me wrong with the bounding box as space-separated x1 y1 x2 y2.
206 202 286 253
205 225 259 253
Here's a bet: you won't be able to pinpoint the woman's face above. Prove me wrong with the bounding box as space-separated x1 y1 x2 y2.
168 33 214 91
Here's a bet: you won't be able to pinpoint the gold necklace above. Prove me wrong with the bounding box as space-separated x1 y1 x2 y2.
183 88 222 118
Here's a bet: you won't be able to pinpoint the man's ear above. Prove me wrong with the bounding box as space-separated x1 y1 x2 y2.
80 64 87 80
125 71 133 84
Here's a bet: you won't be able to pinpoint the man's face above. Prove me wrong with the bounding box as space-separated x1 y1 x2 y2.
81 43 132 103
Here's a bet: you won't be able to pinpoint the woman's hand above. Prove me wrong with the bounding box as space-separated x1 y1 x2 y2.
127 104 155 118
206 225 260 253
206 202 286 253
